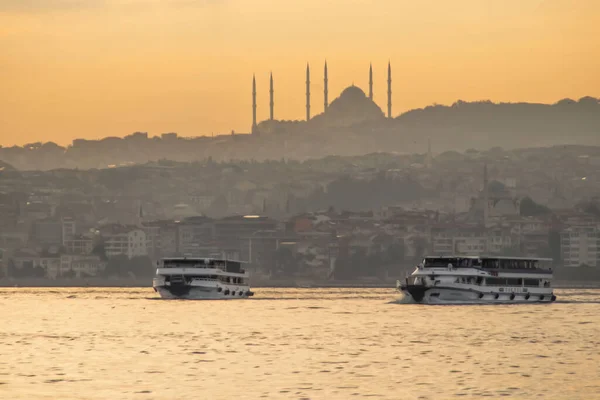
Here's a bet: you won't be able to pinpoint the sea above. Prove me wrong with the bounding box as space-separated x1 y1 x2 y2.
1 288 599 400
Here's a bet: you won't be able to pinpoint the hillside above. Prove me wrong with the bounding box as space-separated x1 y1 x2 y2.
1 97 599 170
393 97 600 150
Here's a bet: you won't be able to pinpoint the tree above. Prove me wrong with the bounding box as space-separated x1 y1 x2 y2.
384 241 406 275
7 260 45 278
350 248 369 277
92 242 107 261
274 247 297 277
61 269 76 279
578 200 600 217
103 255 129 277
548 231 561 265
520 197 551 216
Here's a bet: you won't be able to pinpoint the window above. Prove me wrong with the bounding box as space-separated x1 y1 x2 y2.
486 277 521 286
505 278 521 286
523 279 540 287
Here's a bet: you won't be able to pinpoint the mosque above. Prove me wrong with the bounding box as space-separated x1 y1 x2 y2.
250 62 394 134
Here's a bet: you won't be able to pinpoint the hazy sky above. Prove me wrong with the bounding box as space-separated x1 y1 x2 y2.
1 0 599 146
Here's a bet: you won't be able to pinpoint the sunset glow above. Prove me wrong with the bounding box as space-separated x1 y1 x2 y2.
1 0 599 146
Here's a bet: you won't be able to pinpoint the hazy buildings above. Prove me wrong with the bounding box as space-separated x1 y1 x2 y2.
561 226 600 268
103 226 148 259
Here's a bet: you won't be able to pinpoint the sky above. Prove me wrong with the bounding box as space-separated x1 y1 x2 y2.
1 0 599 146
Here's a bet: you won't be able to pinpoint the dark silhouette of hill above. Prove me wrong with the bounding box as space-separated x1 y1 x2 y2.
392 97 600 150
1 96 598 170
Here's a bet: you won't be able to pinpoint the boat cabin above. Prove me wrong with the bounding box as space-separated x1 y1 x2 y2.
422 256 552 271
160 258 245 273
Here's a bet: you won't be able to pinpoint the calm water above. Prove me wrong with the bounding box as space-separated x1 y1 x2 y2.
1 288 599 400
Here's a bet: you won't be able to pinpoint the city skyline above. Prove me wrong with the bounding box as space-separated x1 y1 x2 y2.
1 0 600 146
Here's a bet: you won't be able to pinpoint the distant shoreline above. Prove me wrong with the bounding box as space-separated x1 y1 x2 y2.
1 278 599 290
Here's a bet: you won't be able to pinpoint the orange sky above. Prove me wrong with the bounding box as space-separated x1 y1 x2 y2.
1 0 599 146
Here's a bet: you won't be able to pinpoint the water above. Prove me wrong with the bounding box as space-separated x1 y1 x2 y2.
1 288 599 399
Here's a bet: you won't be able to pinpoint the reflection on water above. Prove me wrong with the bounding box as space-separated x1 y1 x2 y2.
1 288 599 399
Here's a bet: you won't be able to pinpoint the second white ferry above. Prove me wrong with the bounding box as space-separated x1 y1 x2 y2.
152 257 254 300
397 256 556 304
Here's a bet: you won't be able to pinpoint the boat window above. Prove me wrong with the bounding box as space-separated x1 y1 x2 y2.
486 277 522 286
523 278 540 287
424 258 466 268
481 258 544 270
486 277 503 286
506 278 521 286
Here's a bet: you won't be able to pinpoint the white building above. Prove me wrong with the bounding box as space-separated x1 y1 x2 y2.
431 226 515 256
431 228 487 256
61 217 76 245
104 228 148 259
64 234 94 255
561 226 600 267
68 255 106 277
486 227 514 254
54 255 106 278
454 235 487 255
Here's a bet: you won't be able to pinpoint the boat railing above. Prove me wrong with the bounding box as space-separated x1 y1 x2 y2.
189 277 218 282
161 264 225 270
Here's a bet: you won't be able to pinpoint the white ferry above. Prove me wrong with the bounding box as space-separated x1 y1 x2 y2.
397 256 556 304
152 257 254 300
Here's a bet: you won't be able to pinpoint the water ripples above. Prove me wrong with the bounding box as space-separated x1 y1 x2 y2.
0 288 599 399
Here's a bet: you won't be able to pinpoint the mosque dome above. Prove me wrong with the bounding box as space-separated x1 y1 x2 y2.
339 85 368 99
317 85 385 127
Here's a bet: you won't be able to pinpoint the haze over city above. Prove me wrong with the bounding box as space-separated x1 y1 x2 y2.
2 0 600 146
3 1 600 399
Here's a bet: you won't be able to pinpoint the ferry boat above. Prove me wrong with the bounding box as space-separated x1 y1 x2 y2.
152 257 254 300
397 256 556 304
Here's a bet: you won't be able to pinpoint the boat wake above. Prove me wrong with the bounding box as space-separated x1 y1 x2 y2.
553 299 600 304
388 294 417 304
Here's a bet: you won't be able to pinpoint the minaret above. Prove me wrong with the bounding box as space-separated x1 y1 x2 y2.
483 163 489 226
425 138 432 169
368 63 373 100
136 200 144 227
387 61 392 118
269 72 274 121
324 61 329 111
252 74 257 132
306 63 311 121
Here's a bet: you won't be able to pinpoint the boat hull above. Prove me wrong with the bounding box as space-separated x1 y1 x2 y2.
154 285 253 300
400 285 555 304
